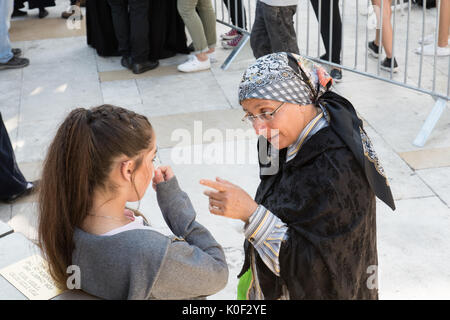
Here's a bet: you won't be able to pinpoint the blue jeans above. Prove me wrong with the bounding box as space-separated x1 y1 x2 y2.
0 0 13 64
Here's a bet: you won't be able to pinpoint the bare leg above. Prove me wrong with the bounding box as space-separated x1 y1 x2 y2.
438 0 450 47
372 0 393 58
196 52 208 61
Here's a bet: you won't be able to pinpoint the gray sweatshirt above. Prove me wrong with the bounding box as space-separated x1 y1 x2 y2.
72 177 229 300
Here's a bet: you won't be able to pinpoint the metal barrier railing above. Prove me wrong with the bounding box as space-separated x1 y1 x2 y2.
214 0 449 147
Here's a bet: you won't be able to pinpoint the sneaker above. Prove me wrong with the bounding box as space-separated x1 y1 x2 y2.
177 55 210 73
419 33 450 46
380 57 399 73
222 34 244 50
330 68 343 82
220 29 239 40
208 52 217 63
415 43 450 57
0 56 30 70
188 51 217 63
368 41 380 58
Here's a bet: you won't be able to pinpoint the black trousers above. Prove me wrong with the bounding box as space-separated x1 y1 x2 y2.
222 0 247 30
310 0 342 64
0 113 27 201
14 0 56 10
107 0 150 63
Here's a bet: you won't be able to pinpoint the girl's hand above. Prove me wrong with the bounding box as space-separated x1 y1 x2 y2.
200 177 258 223
152 166 175 191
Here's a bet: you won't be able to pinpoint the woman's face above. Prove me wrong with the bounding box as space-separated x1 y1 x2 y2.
241 98 317 150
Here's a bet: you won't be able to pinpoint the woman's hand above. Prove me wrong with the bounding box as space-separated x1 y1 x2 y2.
200 177 258 223
152 166 175 191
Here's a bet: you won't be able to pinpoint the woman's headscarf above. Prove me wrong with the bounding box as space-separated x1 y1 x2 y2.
239 52 395 211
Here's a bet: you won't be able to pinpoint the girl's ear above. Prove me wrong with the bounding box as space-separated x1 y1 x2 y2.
120 160 133 182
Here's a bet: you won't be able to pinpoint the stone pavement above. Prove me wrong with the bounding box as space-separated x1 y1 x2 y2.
0 0 449 299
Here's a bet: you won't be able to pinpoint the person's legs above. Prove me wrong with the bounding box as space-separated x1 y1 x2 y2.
250 1 271 58
438 0 450 48
14 0 25 11
107 0 131 58
0 112 28 200
372 0 393 58
0 0 13 64
177 0 208 57
128 0 150 63
27 0 55 10
12 0 27 17
177 0 211 72
262 3 299 55
224 0 247 30
197 0 217 53
221 0 247 49
6 0 13 30
311 0 342 64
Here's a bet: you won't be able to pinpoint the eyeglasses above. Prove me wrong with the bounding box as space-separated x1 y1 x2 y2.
241 102 285 125
152 148 162 168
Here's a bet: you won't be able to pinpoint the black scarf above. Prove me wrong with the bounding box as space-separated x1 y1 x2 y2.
287 53 395 211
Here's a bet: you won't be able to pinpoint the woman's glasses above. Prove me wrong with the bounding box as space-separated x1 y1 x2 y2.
241 102 285 125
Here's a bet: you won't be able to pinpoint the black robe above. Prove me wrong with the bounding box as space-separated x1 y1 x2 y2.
0 113 27 200
86 0 189 59
14 0 55 10
238 126 379 300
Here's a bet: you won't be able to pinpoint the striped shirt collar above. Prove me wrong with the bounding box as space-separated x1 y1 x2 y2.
286 106 330 162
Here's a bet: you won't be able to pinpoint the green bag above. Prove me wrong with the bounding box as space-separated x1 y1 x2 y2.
237 268 252 300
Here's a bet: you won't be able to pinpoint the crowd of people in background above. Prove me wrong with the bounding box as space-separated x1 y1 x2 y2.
1 0 449 75
12 0 85 19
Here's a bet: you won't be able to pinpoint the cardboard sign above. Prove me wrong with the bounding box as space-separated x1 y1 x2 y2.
0 255 64 300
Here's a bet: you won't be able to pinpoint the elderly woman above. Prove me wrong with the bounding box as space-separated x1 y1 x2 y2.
200 52 396 300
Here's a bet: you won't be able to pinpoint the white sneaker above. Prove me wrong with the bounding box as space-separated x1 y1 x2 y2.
415 43 450 57
208 52 217 63
188 52 217 63
419 33 450 46
177 55 211 72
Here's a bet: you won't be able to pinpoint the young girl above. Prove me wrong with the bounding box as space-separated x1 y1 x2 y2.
38 104 228 299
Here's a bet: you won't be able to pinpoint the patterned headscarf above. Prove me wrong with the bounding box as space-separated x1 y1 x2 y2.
238 52 396 211
238 52 333 106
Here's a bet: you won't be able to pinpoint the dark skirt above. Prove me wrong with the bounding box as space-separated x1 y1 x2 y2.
86 0 189 60
0 113 27 200
15 0 56 10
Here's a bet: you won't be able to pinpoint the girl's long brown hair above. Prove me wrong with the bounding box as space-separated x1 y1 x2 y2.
38 105 153 288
